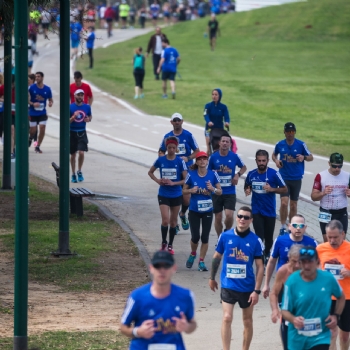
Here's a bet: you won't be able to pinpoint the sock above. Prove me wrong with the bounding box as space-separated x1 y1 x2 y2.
161 225 168 243
199 258 204 262
169 226 176 246
191 251 196 256
281 224 287 229
180 205 189 216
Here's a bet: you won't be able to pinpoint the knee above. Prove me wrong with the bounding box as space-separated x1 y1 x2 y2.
280 200 288 209
78 151 84 157
191 236 200 245
290 201 297 210
201 235 209 244
222 312 233 325
340 331 350 343
243 316 253 329
215 213 223 223
161 220 169 227
331 327 339 340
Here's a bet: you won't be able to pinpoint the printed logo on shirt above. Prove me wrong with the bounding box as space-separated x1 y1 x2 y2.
149 309 155 316
74 110 87 123
228 240 233 244
229 247 249 262
217 165 233 174
246 243 250 246
285 247 289 252
283 154 297 163
155 317 177 333
175 306 180 312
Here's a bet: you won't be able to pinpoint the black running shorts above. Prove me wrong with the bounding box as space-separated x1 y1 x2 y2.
70 130 88 154
212 194 236 213
158 195 182 207
280 179 302 201
331 299 350 332
221 288 252 309
162 71 176 81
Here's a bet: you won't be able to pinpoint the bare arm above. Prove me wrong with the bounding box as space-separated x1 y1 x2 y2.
148 165 161 185
272 153 283 169
183 183 197 195
311 188 326 202
232 165 247 185
269 268 286 323
176 57 181 66
262 257 278 296
209 251 223 291
88 96 93 106
157 58 165 73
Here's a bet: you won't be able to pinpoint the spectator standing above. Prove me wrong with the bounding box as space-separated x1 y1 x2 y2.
119 0 130 29
163 2 171 26
98 2 106 29
208 13 220 51
70 71 93 105
129 4 136 28
86 26 95 69
150 0 160 27
138 5 147 28
70 17 82 59
104 4 116 37
132 47 146 99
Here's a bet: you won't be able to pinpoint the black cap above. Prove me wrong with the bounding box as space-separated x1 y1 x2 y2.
284 122 296 132
299 246 318 261
329 153 343 164
151 251 175 266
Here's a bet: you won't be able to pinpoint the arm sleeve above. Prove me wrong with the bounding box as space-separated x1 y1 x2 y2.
189 134 199 151
216 233 225 254
181 159 188 172
208 156 214 170
120 295 137 326
146 36 153 53
159 137 166 152
244 173 251 188
281 282 293 312
87 105 92 117
87 85 93 99
313 173 322 190
213 171 220 185
254 237 264 257
47 87 53 99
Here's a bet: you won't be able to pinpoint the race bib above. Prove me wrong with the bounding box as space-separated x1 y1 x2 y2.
197 199 212 212
325 263 344 280
11 103 15 112
177 143 186 155
297 318 321 337
0 102 3 109
219 175 232 187
148 345 176 350
252 181 266 194
161 168 177 180
226 264 246 278
318 211 332 223
34 103 45 111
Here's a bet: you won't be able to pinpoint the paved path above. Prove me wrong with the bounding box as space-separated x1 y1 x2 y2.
1 28 349 349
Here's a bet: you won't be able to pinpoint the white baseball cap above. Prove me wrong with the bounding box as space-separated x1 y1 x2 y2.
171 113 183 121
74 89 85 95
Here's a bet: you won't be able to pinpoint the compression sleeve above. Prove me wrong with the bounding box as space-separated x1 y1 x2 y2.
313 173 322 190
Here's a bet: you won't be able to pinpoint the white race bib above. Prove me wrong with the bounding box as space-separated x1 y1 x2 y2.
161 168 177 180
197 199 212 212
148 345 176 350
252 181 266 194
219 175 232 187
226 264 246 278
297 317 322 337
11 103 15 112
177 143 186 155
34 103 45 111
325 263 344 280
318 211 332 223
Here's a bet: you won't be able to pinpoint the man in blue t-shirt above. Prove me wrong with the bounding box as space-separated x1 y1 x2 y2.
209 206 264 350
28 71 53 154
86 26 95 69
159 113 199 232
69 89 92 183
120 251 197 349
208 134 246 237
272 122 313 235
70 19 82 59
262 214 318 298
281 246 344 350
244 149 287 264
157 38 180 99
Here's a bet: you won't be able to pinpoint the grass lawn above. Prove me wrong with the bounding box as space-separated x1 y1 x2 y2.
77 0 350 158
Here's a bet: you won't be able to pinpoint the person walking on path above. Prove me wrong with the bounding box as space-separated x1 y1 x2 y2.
209 206 265 350
132 47 146 99
183 151 222 272
28 72 53 154
119 0 130 29
120 251 197 349
150 0 160 27
148 136 188 255
208 134 246 237
104 4 116 37
317 220 350 350
138 5 147 29
272 122 313 235
146 27 168 80
244 149 287 264
69 89 92 183
208 13 220 51
159 113 200 232
281 245 345 350
311 152 350 242
70 71 93 105
86 26 95 69
203 88 230 155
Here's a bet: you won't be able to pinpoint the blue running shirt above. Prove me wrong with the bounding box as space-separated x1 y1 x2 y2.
161 47 179 73
28 84 52 117
121 283 195 350
271 234 318 270
70 103 92 132
185 170 220 213
282 270 342 350
70 22 82 41
153 156 187 198
216 229 264 292
245 168 286 217
208 151 245 195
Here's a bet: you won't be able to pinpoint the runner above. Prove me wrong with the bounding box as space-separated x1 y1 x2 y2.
268 245 301 350
69 89 92 183
120 251 197 349
148 136 188 255
159 113 200 232
28 72 53 154
272 122 313 235
41 8 51 37
207 13 220 51
157 38 180 99
281 245 345 350
203 88 230 155
209 206 264 350
208 134 246 237
263 214 318 295
311 153 350 242
119 0 130 29
86 26 95 69
150 0 160 27
244 149 287 264
104 4 115 38
132 47 146 99
70 17 82 59
69 71 93 105
28 74 38 148
183 151 222 271
317 220 350 350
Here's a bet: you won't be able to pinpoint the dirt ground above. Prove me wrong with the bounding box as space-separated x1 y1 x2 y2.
0 175 148 338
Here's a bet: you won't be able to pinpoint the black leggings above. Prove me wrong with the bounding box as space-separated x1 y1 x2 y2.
88 48 93 68
280 320 288 350
133 68 145 89
189 210 213 244
252 214 276 256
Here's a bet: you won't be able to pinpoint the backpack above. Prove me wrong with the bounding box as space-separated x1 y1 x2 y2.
134 55 143 69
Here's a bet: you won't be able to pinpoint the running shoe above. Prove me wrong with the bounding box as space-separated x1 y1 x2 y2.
167 245 175 255
279 228 288 236
186 254 196 268
33 141 38 147
134 95 138 99
77 171 84 182
172 92 176 99
161 242 167 251
11 153 15 159
140 93 144 98
175 224 180 235
162 94 168 99
71 175 78 183
198 261 208 272
179 214 189 230
35 146 42 154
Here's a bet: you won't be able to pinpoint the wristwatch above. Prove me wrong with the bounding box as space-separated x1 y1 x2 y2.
254 290 261 295
333 313 340 322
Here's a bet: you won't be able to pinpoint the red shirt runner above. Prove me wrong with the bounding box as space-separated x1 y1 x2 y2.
69 82 93 104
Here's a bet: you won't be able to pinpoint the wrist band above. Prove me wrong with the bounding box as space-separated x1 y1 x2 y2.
132 327 139 338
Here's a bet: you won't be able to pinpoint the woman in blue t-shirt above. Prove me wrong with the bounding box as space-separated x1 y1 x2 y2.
132 47 146 99
183 151 222 271
148 136 187 255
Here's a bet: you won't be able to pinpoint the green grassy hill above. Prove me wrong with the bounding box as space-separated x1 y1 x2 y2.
77 0 350 157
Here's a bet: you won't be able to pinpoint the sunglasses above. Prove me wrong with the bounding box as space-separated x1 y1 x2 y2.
172 118 182 122
285 130 296 134
300 248 316 258
153 263 172 270
291 223 306 229
237 214 252 220
331 164 343 169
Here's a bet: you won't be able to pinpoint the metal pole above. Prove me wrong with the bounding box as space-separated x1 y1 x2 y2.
13 0 29 348
2 25 12 189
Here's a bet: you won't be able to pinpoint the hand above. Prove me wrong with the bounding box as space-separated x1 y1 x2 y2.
232 174 239 186
263 183 272 192
345 188 350 197
48 100 53 107
262 285 270 299
224 122 229 128
158 178 166 186
137 319 156 339
208 122 214 127
33 102 41 108
162 178 174 186
292 316 305 329
157 67 161 74
191 186 198 194
206 180 214 192
84 116 91 122
209 279 218 292
325 315 338 330
271 309 280 323
180 156 188 163
70 116 76 122
340 268 350 278
146 52 149 58
172 312 190 333
275 160 283 169
296 154 304 162
323 185 333 195
244 187 251 196
248 291 259 306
